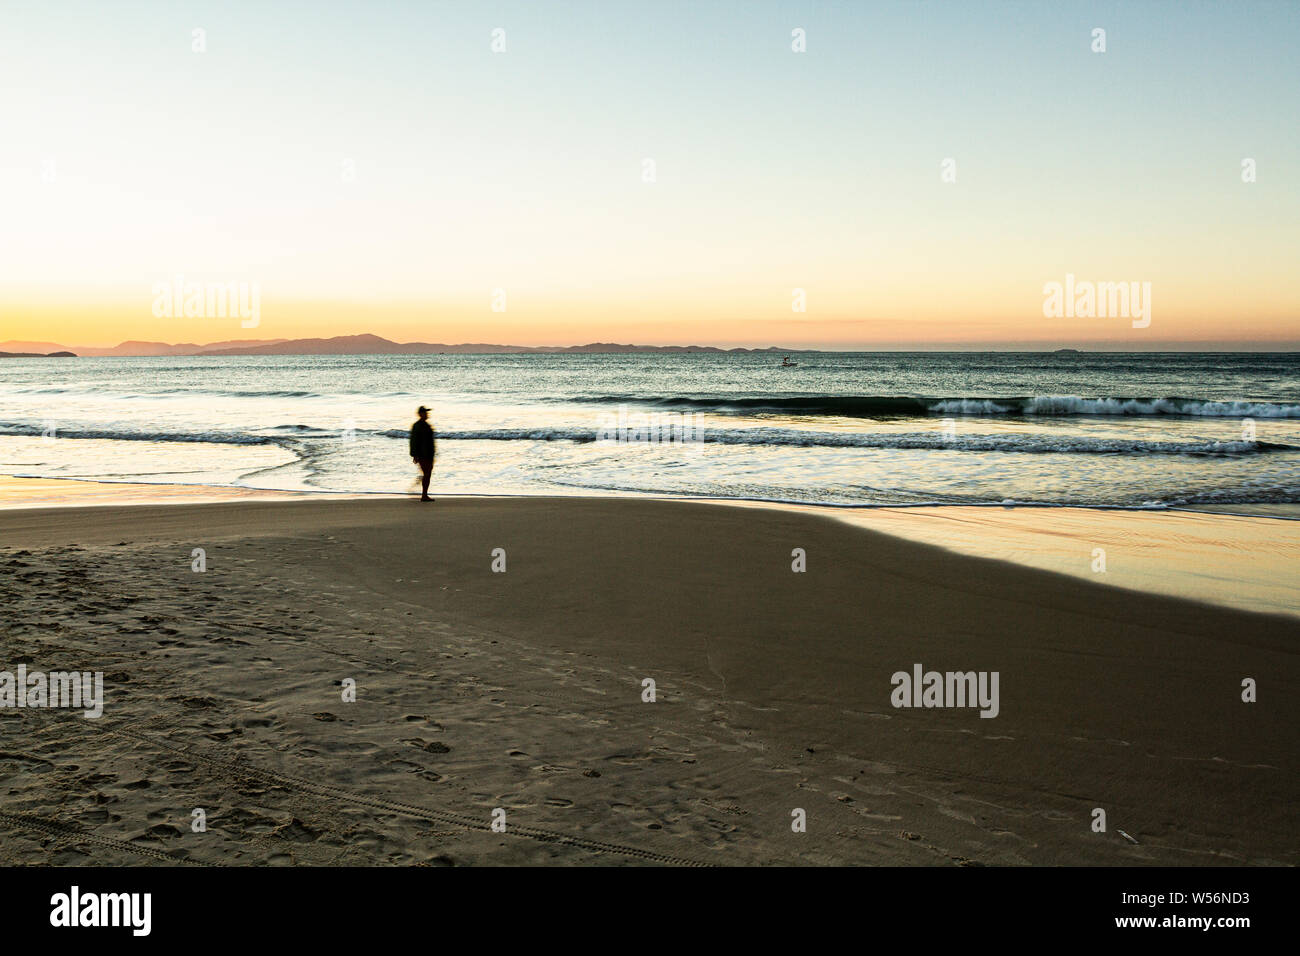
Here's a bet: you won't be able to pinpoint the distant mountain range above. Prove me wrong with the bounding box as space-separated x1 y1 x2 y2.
0 338 287 357
0 334 800 357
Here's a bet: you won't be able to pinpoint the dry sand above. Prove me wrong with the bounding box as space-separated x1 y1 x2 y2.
1 496 1295 866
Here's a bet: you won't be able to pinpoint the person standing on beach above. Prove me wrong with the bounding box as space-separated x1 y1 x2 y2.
409 405 436 502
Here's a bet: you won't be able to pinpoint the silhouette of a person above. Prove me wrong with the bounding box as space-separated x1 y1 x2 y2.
409 405 436 502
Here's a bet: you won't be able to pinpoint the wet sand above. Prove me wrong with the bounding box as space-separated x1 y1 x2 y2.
834 505 1300 618
0 475 312 509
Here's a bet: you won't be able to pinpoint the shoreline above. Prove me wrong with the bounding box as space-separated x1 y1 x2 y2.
6 472 1297 516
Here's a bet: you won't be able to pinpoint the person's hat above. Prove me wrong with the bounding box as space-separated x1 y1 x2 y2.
417 405 430 414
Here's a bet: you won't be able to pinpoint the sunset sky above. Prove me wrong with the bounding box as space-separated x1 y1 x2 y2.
2 0 1297 350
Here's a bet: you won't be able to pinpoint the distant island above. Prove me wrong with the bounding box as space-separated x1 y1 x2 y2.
0 334 803 358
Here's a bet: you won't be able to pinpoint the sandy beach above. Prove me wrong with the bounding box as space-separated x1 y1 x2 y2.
1 494 1295 866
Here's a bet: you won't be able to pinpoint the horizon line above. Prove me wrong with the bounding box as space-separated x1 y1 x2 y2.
4 333 1299 357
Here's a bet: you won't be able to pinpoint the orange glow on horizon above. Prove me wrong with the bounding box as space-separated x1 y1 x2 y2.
3 295 1297 352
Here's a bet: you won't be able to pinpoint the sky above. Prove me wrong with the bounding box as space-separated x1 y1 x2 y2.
1 0 1297 349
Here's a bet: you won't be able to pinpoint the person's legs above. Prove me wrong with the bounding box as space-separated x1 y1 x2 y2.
419 458 433 500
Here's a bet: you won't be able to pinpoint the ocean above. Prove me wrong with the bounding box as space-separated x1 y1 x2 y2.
2 351 1298 510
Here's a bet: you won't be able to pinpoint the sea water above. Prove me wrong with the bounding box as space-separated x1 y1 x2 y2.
1 351 1297 510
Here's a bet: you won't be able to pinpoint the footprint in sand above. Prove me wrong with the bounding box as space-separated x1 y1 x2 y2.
402 715 444 731
141 823 185 840
273 818 321 843
220 808 291 835
402 738 451 754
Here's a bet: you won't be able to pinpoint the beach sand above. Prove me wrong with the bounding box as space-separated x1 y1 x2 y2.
835 505 1300 619
1 495 1295 866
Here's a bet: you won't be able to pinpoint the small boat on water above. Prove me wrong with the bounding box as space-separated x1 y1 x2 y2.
781 355 798 367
